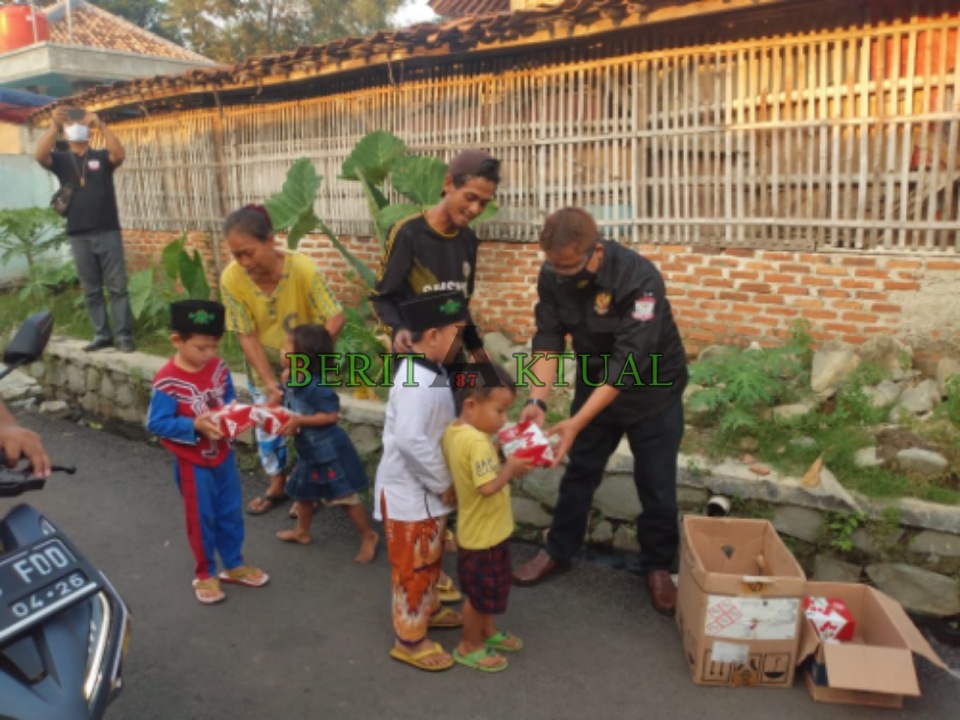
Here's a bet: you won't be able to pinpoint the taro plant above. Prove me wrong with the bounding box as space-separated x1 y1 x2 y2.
129 233 210 332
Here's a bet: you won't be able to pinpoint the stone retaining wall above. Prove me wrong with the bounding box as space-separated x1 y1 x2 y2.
15 338 959 612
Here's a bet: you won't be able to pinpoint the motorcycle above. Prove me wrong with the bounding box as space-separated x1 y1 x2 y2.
0 312 131 719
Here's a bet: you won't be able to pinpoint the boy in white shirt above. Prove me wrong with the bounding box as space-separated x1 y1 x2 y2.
374 290 470 672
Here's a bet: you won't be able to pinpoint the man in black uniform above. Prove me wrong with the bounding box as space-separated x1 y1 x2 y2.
370 149 500 363
511 207 688 616
35 107 134 353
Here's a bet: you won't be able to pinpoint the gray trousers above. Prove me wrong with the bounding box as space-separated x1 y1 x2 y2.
69 230 133 343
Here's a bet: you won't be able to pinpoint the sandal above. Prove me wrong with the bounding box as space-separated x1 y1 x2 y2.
218 565 270 588
453 646 507 673
192 577 225 605
484 630 523 652
436 575 463 604
428 606 463 628
247 493 287 516
389 642 454 672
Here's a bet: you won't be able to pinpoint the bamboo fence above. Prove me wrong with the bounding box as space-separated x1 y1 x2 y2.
110 2 960 253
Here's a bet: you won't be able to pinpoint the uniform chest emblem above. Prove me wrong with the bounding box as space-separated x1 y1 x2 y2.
462 261 472 279
594 291 612 315
632 296 656 321
88 160 101 171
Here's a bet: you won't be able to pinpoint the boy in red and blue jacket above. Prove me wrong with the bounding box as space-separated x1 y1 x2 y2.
147 299 269 605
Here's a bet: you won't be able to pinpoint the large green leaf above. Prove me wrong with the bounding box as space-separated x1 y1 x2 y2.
128 268 156 320
179 248 210 299
265 158 323 231
376 203 421 236
390 154 446 206
317 219 376 289
285 210 320 250
340 131 405 186
161 235 184 283
356 169 387 250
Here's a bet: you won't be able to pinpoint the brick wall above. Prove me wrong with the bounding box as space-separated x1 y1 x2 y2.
123 229 960 358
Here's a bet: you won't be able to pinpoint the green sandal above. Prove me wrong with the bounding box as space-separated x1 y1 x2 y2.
484 630 523 652
453 646 507 673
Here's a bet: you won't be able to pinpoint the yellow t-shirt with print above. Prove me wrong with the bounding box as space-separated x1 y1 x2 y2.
220 251 341 386
442 422 514 551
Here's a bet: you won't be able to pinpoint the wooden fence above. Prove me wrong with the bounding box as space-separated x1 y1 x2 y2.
110 3 960 253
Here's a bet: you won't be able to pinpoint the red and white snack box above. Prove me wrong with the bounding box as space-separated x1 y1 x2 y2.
250 405 294 435
803 596 856 642
214 403 257 439
497 421 555 468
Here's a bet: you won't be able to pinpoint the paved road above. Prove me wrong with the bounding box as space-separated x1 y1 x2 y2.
9 414 960 720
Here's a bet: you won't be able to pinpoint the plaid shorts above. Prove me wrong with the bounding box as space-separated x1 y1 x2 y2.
457 540 512 615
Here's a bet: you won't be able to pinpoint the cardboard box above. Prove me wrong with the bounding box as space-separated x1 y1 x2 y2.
798 581 948 709
676 516 807 689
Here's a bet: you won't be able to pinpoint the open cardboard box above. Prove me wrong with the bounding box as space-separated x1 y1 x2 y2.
676 516 807 688
798 581 949 709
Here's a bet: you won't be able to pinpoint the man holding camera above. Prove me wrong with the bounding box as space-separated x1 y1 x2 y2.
35 108 134 353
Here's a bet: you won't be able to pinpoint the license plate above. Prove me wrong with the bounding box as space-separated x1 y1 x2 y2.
0 538 101 643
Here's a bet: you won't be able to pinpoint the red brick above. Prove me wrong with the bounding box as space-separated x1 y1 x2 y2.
872 303 901 314
739 282 773 293
842 312 880 323
761 252 796 261
701 300 728 311
815 266 848 276
688 290 716 299
729 270 760 281
805 310 839 320
677 309 710 320
926 260 960 271
706 256 740 267
695 267 725 277
895 270 921 280
753 316 780 326
831 300 865 311
842 335 869 345
754 295 786 305
724 248 756 257
779 263 811 274
818 289 849 298
764 307 801 317
714 312 746 323
884 281 920 291
840 257 877 267
804 276 835 287
764 273 797 284
791 298 825 309
779 286 811 296
799 254 822 263
744 261 777 272
669 298 696 309
855 291 887 301
703 278 734 288
718 291 750 301
732 303 756 314
854 268 890 279
885 259 922 270
839 279 877 290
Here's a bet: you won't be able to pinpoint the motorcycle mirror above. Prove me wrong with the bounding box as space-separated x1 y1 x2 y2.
3 311 54 366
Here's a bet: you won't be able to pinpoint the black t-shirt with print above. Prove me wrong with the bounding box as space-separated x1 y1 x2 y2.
49 148 121 235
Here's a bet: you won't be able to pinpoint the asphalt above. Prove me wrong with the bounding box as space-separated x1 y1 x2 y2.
8 413 960 720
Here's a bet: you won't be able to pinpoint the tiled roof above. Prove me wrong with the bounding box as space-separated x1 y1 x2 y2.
430 0 510 17
44 0 215 64
32 0 795 121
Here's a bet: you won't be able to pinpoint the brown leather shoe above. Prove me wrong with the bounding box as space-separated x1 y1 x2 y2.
646 570 677 616
512 549 568 587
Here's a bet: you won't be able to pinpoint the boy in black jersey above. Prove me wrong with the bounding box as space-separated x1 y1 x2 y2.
371 149 500 361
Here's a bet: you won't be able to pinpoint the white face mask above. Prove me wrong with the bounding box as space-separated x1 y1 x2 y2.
63 124 89 142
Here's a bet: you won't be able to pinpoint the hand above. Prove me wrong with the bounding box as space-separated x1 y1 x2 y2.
51 108 70 129
264 381 283 406
194 413 224 441
518 402 546 428
278 415 300 437
0 425 51 478
545 418 581 467
439 486 457 507
506 453 536 479
393 329 414 354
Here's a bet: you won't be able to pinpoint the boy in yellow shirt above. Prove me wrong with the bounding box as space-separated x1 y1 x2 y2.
442 363 535 672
